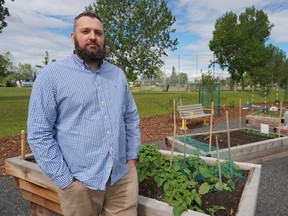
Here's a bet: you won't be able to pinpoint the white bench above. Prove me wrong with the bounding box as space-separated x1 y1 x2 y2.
177 104 213 126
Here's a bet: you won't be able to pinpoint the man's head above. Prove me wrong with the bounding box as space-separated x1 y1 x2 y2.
71 12 106 64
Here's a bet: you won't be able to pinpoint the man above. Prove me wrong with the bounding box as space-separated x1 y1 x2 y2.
27 12 141 216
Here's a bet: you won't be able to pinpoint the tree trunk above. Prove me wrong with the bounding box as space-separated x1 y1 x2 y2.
242 78 245 91
229 79 234 91
234 80 237 91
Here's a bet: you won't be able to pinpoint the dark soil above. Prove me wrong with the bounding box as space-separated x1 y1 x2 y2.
200 171 249 216
192 130 274 149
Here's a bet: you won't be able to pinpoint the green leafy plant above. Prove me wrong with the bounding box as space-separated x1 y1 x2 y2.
229 100 235 108
207 205 226 216
240 128 278 139
137 145 245 216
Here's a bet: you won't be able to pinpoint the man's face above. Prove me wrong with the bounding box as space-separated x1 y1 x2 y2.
71 16 106 63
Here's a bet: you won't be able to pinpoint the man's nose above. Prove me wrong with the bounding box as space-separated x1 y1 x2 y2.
89 32 97 40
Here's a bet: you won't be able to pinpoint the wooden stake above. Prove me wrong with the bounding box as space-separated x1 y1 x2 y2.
279 101 283 137
225 111 232 173
183 119 187 162
170 100 176 168
215 135 223 191
239 98 242 129
209 102 214 152
21 130 26 160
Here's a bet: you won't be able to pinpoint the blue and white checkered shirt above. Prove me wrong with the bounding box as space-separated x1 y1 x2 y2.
27 54 141 190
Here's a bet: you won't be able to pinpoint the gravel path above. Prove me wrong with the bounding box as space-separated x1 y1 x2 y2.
1 118 288 215
0 176 30 215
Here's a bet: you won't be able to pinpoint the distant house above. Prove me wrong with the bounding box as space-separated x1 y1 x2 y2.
22 75 35 88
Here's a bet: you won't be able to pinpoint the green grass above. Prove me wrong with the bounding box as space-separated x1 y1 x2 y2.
0 87 285 137
0 88 32 137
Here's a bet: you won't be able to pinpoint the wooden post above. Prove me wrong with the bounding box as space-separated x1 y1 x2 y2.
21 130 26 160
215 135 223 191
170 100 176 168
239 98 242 129
225 111 232 173
183 119 187 162
209 102 214 152
279 101 283 137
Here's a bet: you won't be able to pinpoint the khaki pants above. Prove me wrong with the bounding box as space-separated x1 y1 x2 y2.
57 167 138 216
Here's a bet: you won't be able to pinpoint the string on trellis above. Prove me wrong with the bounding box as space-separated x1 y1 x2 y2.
264 86 267 113
252 85 255 107
276 84 279 108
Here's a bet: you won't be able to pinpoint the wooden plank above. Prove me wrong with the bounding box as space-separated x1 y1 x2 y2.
274 126 288 136
247 150 288 163
13 177 20 187
178 104 203 109
138 195 204 216
246 115 282 127
19 179 60 203
31 202 62 216
180 113 211 120
177 104 212 122
5 156 57 192
22 190 63 215
237 167 261 216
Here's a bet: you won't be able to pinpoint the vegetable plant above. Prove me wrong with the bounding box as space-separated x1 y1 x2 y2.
137 145 245 216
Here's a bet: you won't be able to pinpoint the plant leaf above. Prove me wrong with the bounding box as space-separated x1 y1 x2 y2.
199 182 210 195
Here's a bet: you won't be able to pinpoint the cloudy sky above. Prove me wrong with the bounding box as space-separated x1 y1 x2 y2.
1 0 288 80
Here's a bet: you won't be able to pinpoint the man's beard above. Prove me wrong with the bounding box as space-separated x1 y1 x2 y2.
74 38 106 64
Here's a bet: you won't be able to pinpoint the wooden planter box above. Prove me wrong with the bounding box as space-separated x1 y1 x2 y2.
245 114 283 128
166 128 288 163
5 151 261 216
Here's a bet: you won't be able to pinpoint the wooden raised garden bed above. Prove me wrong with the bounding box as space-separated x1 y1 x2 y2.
245 113 283 128
5 149 261 216
166 128 288 163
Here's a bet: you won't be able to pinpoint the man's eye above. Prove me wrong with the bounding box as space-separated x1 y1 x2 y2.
95 31 103 36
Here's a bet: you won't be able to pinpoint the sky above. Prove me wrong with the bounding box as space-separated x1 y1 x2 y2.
1 0 288 81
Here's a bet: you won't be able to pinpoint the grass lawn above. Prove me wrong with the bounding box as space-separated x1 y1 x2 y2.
0 87 285 137
0 88 32 137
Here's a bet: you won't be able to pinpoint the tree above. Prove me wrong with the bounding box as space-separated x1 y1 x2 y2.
36 50 56 69
152 68 165 84
263 44 287 86
178 72 188 86
8 63 35 87
209 6 273 90
200 70 218 90
86 0 178 80
0 0 14 33
0 51 13 81
168 66 178 86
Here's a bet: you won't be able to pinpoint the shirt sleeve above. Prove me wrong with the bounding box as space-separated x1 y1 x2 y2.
27 70 74 189
124 79 141 161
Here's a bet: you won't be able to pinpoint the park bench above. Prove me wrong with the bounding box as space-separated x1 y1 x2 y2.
177 103 213 128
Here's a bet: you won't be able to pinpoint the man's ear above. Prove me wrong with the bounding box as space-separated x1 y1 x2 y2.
71 32 75 43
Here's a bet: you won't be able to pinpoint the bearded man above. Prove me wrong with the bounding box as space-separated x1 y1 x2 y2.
27 12 141 216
